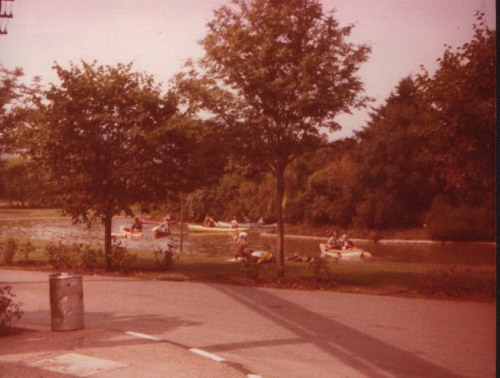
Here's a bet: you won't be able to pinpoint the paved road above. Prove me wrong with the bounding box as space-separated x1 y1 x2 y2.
1 269 495 377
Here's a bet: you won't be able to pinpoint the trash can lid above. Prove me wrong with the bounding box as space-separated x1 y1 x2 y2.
50 272 80 279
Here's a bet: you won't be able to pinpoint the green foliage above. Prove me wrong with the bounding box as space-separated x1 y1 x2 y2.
352 77 436 229
185 169 275 222
44 242 104 271
308 257 336 287
0 65 25 155
29 61 178 219
300 155 359 227
0 285 23 335
425 199 495 241
419 266 495 299
0 237 18 265
153 241 178 271
26 61 187 269
109 240 137 274
1 158 54 207
19 241 35 264
174 0 371 273
45 242 80 270
416 12 495 205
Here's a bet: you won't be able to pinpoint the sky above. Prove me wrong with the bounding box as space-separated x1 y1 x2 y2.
0 0 495 138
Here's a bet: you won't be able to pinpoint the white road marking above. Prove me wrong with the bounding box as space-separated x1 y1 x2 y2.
125 331 161 341
189 348 226 362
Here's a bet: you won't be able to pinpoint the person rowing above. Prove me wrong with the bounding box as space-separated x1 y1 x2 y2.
130 217 143 231
325 231 341 250
203 214 217 227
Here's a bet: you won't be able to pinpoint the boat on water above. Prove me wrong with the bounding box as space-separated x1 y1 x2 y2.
153 229 171 238
187 224 251 233
112 226 143 239
139 217 164 225
217 221 277 229
319 243 372 261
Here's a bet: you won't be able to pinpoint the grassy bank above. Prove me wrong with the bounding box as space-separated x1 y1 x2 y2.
0 208 63 218
0 236 495 302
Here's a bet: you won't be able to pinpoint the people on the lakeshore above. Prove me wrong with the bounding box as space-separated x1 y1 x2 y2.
234 231 251 259
230 216 239 228
339 234 354 250
326 231 341 250
204 215 216 227
256 217 265 227
131 217 143 231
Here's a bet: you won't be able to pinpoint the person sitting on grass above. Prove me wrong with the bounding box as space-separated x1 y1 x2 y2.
234 232 251 261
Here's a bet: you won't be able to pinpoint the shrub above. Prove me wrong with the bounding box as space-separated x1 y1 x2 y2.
44 242 86 271
426 201 495 241
0 238 19 265
0 285 23 335
80 245 104 271
308 257 336 287
153 241 178 271
19 241 36 264
109 240 137 274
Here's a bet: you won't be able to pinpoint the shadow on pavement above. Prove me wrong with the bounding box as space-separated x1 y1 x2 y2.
21 308 201 334
209 284 459 378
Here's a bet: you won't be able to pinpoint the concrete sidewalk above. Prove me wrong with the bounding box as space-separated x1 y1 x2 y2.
0 327 245 377
1 268 496 377
0 270 247 378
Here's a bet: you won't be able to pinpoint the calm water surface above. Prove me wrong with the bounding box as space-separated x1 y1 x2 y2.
0 217 495 266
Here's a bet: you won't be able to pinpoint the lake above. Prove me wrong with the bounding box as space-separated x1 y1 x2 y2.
0 216 495 266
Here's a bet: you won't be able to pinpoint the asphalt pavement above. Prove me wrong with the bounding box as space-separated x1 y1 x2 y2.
0 269 496 377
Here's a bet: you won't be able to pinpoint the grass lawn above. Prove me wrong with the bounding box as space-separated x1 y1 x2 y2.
0 235 495 302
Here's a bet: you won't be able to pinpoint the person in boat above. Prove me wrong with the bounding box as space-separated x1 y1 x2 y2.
131 217 143 231
203 215 216 227
325 231 341 250
157 216 171 234
339 234 355 250
229 216 239 228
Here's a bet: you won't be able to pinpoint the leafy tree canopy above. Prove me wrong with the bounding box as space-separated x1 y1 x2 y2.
416 12 495 204
173 0 371 274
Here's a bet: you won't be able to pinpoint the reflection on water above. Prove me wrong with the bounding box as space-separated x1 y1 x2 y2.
0 217 495 265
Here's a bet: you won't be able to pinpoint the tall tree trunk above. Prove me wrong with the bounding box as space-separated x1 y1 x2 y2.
275 166 286 279
104 212 113 271
179 193 185 253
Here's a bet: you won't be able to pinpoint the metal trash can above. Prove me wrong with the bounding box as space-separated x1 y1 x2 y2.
49 273 84 331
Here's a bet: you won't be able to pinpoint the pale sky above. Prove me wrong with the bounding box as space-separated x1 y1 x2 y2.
0 0 495 137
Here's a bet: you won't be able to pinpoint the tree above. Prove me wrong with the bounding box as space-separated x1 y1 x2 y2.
174 0 370 277
27 61 181 270
416 12 495 206
0 65 24 155
352 77 437 228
